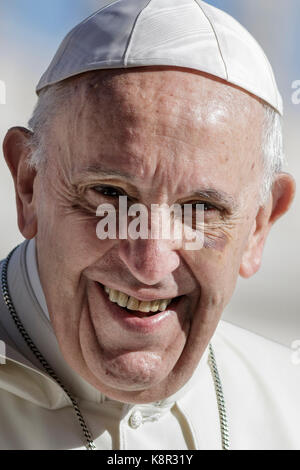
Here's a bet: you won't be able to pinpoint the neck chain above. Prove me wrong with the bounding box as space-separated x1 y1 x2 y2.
1 246 229 450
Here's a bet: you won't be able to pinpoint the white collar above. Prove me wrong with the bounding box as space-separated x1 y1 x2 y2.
26 238 49 320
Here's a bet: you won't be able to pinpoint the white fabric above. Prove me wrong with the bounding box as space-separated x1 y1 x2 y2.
26 238 49 320
36 0 283 115
0 240 299 450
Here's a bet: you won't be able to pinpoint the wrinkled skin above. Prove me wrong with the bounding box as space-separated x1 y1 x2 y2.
3 68 295 403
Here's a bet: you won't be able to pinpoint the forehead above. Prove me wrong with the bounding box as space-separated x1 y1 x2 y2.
78 68 261 128
83 67 261 109
53 68 264 196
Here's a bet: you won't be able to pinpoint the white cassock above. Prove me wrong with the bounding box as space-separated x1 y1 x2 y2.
0 240 299 450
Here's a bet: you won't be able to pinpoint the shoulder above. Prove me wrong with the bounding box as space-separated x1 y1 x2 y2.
213 320 296 375
211 321 300 449
212 320 299 393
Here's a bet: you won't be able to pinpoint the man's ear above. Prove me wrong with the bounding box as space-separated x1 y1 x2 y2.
239 173 296 278
3 126 38 239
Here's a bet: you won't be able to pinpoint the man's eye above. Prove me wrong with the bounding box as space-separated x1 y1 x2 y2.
92 185 125 198
190 202 218 212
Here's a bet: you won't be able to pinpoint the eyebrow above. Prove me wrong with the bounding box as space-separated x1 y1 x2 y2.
76 165 238 211
78 164 134 180
190 189 238 211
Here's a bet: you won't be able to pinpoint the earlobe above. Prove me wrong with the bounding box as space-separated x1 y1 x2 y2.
239 234 265 278
239 172 296 279
3 126 38 239
269 173 296 225
239 215 266 279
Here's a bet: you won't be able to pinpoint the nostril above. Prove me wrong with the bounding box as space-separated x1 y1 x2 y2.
118 239 180 285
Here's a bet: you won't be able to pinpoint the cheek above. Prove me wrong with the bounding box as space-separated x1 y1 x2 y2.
203 230 228 251
183 234 244 303
36 190 114 275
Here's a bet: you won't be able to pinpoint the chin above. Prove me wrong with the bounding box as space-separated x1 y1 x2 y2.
90 350 172 392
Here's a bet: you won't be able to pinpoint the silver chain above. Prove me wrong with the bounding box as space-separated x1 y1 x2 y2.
1 245 229 450
208 343 230 449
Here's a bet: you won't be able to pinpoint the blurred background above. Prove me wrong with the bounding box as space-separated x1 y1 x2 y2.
0 0 299 347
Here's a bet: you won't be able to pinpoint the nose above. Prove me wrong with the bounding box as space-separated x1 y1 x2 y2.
118 238 180 285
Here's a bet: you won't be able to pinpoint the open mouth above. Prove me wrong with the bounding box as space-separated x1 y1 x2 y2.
98 283 182 317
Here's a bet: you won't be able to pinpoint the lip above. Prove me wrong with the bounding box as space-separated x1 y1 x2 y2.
95 282 186 334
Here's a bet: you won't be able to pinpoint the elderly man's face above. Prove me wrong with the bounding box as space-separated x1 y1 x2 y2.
10 69 269 402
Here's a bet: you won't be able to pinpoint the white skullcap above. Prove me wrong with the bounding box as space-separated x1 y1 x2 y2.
36 0 283 115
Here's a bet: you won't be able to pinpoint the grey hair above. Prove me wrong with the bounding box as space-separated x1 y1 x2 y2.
27 81 285 205
260 103 285 203
27 82 72 170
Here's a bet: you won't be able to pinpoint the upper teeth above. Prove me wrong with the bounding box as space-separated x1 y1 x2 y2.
103 286 173 313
